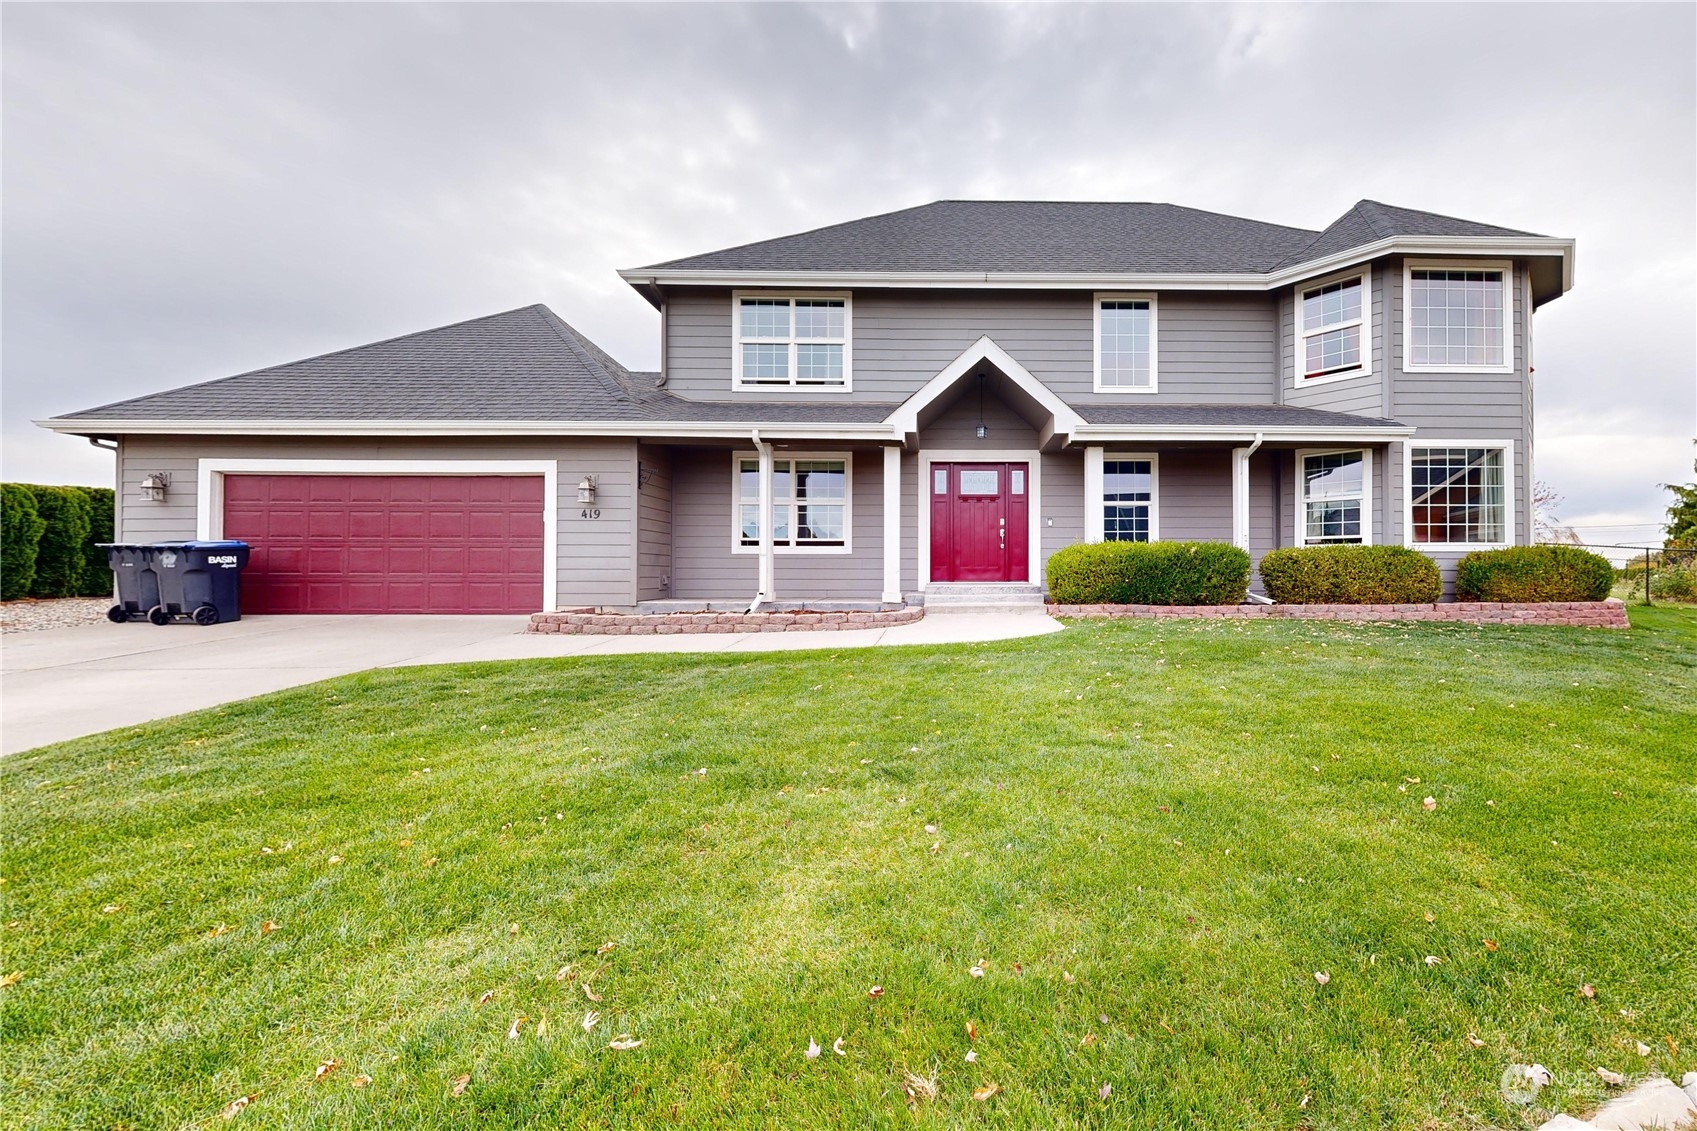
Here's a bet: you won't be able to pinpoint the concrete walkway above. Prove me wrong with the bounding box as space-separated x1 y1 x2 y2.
1 611 1061 755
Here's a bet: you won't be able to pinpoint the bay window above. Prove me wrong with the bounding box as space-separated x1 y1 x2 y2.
734 294 851 389
1296 271 1369 382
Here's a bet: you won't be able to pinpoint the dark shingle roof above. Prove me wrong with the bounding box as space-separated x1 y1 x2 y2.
639 200 1321 274
637 198 1548 277
1077 404 1406 429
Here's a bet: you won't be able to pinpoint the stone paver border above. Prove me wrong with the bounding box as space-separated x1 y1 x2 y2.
1048 599 1629 628
528 607 926 635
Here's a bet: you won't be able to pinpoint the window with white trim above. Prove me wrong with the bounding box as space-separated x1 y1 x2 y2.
1103 458 1155 541
734 295 850 389
1297 272 1369 381
1410 446 1507 544
1406 264 1508 370
735 454 850 550
1298 450 1369 544
1094 295 1157 390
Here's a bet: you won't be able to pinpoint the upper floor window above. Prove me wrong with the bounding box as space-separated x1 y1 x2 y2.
1404 262 1510 372
1297 449 1370 545
1296 271 1369 382
733 294 851 390
1093 294 1158 391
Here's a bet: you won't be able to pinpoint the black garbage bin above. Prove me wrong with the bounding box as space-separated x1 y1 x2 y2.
147 541 251 626
102 544 163 623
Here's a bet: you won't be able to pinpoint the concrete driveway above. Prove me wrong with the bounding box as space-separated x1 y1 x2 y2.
2 612 1061 755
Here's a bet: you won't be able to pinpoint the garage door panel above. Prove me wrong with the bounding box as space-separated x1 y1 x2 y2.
223 474 544 614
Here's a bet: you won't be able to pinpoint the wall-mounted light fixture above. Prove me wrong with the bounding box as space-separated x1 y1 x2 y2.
139 472 170 502
974 373 989 440
637 463 655 488
576 475 598 505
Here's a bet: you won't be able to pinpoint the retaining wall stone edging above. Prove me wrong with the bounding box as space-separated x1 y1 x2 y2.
1047 599 1629 628
528 607 926 635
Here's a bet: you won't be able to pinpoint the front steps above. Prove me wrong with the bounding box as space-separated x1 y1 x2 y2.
920 583 1048 615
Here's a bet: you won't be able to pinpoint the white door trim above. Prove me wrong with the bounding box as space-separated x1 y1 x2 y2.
916 449 1042 589
196 458 560 612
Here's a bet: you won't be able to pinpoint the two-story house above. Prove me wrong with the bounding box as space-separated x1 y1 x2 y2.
40 199 1574 614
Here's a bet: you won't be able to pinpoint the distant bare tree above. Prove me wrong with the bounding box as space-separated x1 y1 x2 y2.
1533 480 1581 544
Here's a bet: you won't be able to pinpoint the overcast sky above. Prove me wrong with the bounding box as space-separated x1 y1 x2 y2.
4 2 1693 542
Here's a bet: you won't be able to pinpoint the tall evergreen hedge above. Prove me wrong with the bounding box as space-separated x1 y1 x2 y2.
23 485 94 598
77 487 116 596
1 484 47 601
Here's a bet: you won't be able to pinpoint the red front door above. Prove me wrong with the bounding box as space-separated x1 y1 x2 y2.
929 462 1029 582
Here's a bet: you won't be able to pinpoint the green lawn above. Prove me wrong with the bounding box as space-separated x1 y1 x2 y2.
3 608 1695 1130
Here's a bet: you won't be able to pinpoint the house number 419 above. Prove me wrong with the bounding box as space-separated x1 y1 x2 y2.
580 507 601 519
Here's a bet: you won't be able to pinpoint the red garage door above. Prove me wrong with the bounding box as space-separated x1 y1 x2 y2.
222 475 545 614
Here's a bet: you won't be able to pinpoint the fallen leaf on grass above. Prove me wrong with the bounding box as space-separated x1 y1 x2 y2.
1080 1033 1098 1047
964 1050 978 1063
312 1058 341 1083
1063 971 1076 984
1597 1067 1625 1086
398 839 413 848
902 1071 938 1102
969 962 985 978
1424 911 1435 924
476 990 495 1007
1422 797 1437 812
450 1074 470 1097
102 903 121 914
535 1013 549 1039
596 940 618 954
508 924 520 937
1314 972 1330 985
260 920 279 935
328 856 343 865
966 1021 977 1041
582 1010 600 1033
220 1093 258 1119
423 857 439 868
555 965 576 982
207 923 231 938
1098 1083 1112 1100
507 1015 528 1040
972 1083 1002 1101
923 824 938 835
1299 1092 1311 1109
867 985 884 998
0 971 22 989
1636 1041 1651 1056
1483 939 1499 952
1465 1033 1485 1048
805 1038 821 1060
351 1074 371 1088
1578 983 1596 999
1424 956 1442 967
608 1035 642 1050
832 1037 846 1056
1666 1036 1680 1055
582 983 603 1003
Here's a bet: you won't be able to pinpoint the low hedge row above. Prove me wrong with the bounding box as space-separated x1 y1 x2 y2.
0 483 116 600
1258 545 1441 604
1455 545 1614 602
1046 540 1250 605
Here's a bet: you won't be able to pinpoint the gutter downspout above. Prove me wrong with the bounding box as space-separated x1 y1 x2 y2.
87 437 118 452
747 429 775 613
1236 432 1274 602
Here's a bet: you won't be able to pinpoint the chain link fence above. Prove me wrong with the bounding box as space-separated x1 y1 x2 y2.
1559 542 1697 605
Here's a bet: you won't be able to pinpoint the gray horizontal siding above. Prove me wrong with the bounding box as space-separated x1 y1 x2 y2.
1158 450 1233 542
636 444 673 601
665 287 1278 406
1281 262 1385 416
115 435 639 610
668 445 885 601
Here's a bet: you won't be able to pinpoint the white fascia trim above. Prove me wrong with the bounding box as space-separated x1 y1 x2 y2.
1092 293 1159 393
1293 266 1372 386
916 449 1042 590
1401 259 1515 374
195 457 559 612
1070 424 1414 443
37 418 902 441
885 336 1085 439
730 290 854 393
729 449 854 556
1402 438 1518 551
1294 448 1374 547
617 237 1575 294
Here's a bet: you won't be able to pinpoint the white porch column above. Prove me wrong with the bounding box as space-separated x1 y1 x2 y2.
882 445 902 604
1083 446 1105 543
1231 447 1251 550
757 438 776 603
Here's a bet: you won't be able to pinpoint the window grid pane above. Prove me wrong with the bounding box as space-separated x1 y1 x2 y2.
793 300 845 339
1410 270 1505 367
795 343 843 382
1103 459 1152 542
1410 447 1506 543
1099 300 1152 388
741 343 789 382
1301 452 1364 544
740 299 790 339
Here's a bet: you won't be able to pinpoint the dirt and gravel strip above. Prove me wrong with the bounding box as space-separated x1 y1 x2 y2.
1 598 113 633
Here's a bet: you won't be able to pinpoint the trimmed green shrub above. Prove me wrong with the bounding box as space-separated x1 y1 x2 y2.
1046 540 1250 605
1258 545 1441 604
2 483 47 601
22 485 94 598
76 486 116 597
1455 544 1614 602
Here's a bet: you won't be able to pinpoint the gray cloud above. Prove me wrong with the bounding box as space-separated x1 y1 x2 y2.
4 2 1692 541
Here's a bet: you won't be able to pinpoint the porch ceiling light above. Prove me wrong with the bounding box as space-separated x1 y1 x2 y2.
139 472 170 502
576 475 598 505
975 373 988 439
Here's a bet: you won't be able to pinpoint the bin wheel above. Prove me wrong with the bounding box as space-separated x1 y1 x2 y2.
107 605 129 624
192 605 220 627
147 605 171 626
